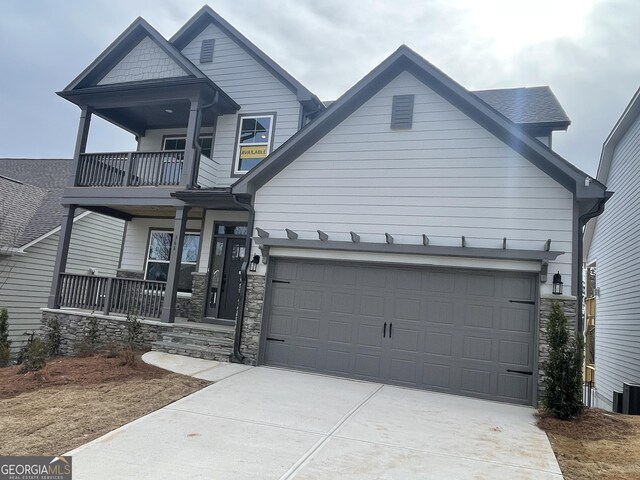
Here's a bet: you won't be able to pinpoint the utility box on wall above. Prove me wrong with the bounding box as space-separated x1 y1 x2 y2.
622 383 640 415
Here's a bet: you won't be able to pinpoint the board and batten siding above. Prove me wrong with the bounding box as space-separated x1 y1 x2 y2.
180 23 302 186
119 217 203 273
0 213 124 350
253 71 574 295
587 111 640 410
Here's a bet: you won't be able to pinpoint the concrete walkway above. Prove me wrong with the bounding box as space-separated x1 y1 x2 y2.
67 359 562 479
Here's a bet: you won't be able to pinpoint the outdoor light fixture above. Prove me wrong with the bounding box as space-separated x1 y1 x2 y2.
249 254 260 272
164 108 174 114
552 272 563 295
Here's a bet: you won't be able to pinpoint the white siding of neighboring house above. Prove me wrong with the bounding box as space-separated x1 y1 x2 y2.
118 217 203 274
587 112 640 410
180 23 302 186
98 36 187 85
0 213 124 350
252 71 574 295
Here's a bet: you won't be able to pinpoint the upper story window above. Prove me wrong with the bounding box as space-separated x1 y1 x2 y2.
163 136 213 158
145 230 200 293
234 115 274 174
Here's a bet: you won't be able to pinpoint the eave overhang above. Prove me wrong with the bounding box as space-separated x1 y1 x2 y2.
58 77 239 136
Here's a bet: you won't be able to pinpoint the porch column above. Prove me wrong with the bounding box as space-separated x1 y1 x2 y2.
70 107 93 186
180 97 202 188
161 206 190 322
48 205 77 308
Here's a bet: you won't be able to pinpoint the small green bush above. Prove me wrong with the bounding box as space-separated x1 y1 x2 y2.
125 311 142 349
0 308 10 367
45 316 62 357
19 338 49 372
542 302 584 420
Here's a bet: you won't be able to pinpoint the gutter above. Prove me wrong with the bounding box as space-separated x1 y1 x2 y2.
230 193 255 363
576 191 613 332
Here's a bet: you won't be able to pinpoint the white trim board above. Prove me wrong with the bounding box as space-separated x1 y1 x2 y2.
265 247 542 274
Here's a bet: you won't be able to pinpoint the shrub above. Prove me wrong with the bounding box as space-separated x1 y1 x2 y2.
74 317 99 357
118 347 137 366
0 308 10 367
125 311 142 349
542 302 584 420
45 316 62 357
19 338 49 372
105 341 122 358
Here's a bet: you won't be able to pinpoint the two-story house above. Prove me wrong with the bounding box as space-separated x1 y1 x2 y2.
44 5 609 407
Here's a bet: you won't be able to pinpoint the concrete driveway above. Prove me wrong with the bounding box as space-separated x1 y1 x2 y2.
68 367 562 479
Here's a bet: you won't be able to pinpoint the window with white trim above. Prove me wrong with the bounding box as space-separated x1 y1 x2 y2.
163 136 213 158
234 115 274 174
145 230 200 292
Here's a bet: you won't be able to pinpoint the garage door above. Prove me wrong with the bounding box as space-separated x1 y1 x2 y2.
262 259 536 405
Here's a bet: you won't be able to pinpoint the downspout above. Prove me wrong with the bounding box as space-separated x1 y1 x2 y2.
576 192 612 333
231 193 255 363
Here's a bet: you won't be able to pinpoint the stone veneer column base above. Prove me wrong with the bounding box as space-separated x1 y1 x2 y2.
239 274 266 365
538 295 578 406
189 272 208 321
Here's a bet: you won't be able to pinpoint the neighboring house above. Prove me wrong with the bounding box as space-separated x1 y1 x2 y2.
0 159 125 351
584 87 640 411
45 6 608 407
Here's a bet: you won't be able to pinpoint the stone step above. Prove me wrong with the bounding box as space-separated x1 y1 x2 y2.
171 324 235 339
151 341 232 362
161 332 233 348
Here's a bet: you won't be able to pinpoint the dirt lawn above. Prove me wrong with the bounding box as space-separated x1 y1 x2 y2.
538 408 640 480
0 354 209 456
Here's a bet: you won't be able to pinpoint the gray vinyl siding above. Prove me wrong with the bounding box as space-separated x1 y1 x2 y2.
180 23 301 185
0 213 124 351
253 71 574 295
588 111 640 410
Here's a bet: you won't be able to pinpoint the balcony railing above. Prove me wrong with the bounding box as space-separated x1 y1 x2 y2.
58 273 166 318
76 151 185 187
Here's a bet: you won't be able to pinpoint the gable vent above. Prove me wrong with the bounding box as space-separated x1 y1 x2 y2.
391 94 415 129
200 39 215 63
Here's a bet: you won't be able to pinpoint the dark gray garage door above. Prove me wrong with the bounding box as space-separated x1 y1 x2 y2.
262 259 536 405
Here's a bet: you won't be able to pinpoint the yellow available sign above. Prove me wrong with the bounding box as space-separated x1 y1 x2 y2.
240 145 267 159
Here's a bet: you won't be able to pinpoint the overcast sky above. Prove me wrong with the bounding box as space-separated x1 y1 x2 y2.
1 0 639 176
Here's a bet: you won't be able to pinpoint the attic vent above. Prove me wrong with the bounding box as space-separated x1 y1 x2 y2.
391 94 414 129
200 39 215 63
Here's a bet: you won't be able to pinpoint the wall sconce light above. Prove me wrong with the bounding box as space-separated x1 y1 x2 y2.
552 272 563 295
249 254 260 272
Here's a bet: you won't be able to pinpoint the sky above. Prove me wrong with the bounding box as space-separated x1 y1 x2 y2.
1 0 639 176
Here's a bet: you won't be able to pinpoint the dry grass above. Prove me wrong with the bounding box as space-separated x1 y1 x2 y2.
538 408 640 480
0 354 209 455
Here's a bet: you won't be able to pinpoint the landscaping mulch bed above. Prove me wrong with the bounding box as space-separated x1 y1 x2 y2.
0 354 209 456
538 408 640 480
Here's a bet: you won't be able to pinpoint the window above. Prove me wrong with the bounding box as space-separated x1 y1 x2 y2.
163 136 213 158
234 115 274 174
145 230 200 293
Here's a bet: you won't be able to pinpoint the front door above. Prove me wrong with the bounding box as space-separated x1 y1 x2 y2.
206 224 248 321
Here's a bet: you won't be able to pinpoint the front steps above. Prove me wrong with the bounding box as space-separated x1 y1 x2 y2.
151 323 235 362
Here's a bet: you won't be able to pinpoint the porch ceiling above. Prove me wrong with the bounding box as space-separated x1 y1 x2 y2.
58 77 239 136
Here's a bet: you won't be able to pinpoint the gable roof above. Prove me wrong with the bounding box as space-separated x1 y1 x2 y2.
584 86 640 257
0 176 47 252
324 86 571 129
473 86 570 129
0 159 81 248
170 5 323 109
232 45 606 212
64 17 207 91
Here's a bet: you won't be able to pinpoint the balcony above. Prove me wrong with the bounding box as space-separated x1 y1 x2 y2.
58 273 166 319
76 150 185 187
